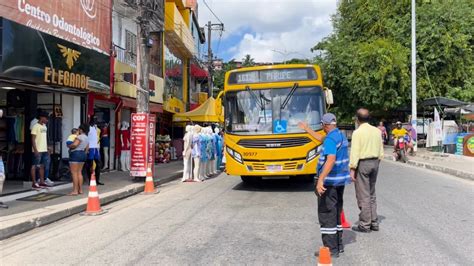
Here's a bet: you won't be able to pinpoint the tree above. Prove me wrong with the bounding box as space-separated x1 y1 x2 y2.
242 54 255 67
213 59 238 91
313 0 474 120
286 58 311 64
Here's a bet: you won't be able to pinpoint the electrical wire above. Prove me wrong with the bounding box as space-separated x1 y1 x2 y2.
202 0 224 25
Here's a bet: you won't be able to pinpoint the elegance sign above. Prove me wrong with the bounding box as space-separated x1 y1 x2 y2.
0 19 109 93
0 0 111 54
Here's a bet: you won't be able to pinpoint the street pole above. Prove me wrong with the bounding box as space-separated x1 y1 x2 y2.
207 21 213 98
137 0 150 113
411 0 417 151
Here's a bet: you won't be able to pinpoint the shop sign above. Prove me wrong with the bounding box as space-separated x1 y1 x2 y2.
148 114 157 175
0 19 110 94
0 0 111 54
130 113 149 176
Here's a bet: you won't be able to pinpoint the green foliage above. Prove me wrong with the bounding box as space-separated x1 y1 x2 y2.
213 59 238 91
285 58 311 64
242 54 255 67
313 0 474 120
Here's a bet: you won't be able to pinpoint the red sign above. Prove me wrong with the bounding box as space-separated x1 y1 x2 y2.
0 0 111 54
148 114 156 175
130 113 149 176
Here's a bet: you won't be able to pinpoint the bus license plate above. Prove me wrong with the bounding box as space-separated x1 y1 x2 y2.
267 165 282 171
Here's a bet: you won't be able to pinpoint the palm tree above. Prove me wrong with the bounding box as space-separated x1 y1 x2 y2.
242 54 255 67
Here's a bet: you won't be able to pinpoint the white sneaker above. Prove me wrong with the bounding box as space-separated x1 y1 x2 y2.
45 178 55 186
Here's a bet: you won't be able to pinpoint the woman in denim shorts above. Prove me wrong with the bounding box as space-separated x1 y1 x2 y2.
67 124 89 195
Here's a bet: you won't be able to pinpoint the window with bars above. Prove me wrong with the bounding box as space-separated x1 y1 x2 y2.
124 30 137 64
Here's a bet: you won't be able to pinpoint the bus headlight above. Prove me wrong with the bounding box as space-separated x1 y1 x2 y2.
226 147 243 164
226 147 234 157
306 147 320 162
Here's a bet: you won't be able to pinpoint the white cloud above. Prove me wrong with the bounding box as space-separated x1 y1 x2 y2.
198 0 337 62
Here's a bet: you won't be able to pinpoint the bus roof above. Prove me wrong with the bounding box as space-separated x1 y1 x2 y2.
227 64 320 74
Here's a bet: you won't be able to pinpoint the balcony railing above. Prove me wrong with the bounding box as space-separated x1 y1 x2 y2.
114 45 136 68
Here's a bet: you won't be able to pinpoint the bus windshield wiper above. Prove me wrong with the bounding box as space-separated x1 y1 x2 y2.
245 86 263 110
280 83 299 110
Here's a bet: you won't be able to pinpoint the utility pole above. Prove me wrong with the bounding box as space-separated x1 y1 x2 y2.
207 21 213 97
207 21 224 98
411 0 417 151
136 0 151 113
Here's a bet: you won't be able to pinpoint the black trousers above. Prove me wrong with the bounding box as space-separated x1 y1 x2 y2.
317 184 344 254
85 158 101 183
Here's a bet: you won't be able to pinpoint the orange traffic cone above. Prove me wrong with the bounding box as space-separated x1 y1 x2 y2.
341 209 351 228
82 172 107 216
317 247 332 266
143 166 159 194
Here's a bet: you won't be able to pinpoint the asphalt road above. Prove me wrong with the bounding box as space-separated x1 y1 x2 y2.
2 161 473 265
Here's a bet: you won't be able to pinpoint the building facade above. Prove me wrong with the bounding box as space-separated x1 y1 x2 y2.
0 0 112 181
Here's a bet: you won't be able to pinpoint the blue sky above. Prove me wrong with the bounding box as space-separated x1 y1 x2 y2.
198 0 338 63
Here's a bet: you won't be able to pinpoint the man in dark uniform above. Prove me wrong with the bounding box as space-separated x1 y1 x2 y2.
300 113 351 258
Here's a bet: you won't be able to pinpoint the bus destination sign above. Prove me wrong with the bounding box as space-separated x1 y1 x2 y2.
228 68 317 85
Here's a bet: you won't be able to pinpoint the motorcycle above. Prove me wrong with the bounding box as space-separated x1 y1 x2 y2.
393 136 408 163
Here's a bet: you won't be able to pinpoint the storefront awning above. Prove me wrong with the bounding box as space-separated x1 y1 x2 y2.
173 97 223 123
190 64 209 78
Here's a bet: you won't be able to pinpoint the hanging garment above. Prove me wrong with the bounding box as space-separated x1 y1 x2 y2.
120 130 130 150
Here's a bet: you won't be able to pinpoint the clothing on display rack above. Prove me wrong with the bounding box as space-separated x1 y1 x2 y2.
182 125 193 182
120 121 130 172
101 125 110 170
191 125 202 182
6 115 25 143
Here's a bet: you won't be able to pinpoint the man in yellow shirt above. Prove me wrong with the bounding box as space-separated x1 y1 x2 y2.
349 108 384 232
391 121 408 150
31 112 49 189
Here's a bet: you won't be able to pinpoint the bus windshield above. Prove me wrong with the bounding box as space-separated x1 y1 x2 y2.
225 86 325 135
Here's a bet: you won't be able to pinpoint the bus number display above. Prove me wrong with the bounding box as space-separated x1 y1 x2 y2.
229 68 317 85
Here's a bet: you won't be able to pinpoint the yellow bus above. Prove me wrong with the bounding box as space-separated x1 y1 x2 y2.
223 64 333 183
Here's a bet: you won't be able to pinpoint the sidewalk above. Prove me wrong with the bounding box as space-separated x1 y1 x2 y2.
0 161 184 240
383 147 474 181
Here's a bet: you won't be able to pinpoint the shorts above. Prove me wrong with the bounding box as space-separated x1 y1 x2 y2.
33 152 49 167
101 137 110 148
88 148 101 160
70 151 86 163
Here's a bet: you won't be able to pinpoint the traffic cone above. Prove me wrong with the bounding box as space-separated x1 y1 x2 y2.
341 209 351 228
143 166 159 194
82 172 107 216
317 247 332 266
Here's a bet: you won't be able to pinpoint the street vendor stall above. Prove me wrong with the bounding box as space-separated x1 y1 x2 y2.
172 97 224 123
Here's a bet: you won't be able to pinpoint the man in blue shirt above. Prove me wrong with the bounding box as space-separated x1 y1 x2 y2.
300 113 351 258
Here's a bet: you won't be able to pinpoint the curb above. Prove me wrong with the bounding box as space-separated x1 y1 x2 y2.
383 155 473 181
0 171 182 240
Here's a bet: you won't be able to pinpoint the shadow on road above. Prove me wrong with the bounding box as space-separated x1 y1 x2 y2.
343 229 357 246
232 179 314 192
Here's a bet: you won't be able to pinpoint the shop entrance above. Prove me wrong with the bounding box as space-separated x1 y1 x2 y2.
93 102 116 171
0 87 85 182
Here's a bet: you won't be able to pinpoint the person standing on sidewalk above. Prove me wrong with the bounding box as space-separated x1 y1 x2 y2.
30 112 50 189
377 121 388 144
67 124 89 195
86 118 103 185
349 108 384 233
299 113 351 258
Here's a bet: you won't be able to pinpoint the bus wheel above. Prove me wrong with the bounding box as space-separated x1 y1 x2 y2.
241 176 256 183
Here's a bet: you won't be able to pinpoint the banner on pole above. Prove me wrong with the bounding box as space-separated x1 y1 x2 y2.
130 113 149 176
148 114 156 175
434 108 442 142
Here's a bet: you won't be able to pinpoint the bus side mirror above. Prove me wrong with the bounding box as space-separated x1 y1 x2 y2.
324 88 334 105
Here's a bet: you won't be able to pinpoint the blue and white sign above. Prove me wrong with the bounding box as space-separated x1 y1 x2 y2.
273 120 288 133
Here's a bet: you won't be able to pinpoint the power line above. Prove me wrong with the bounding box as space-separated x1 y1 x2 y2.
202 0 224 24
